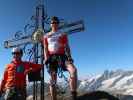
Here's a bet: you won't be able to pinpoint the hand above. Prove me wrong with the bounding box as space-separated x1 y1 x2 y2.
68 57 74 63
24 68 32 75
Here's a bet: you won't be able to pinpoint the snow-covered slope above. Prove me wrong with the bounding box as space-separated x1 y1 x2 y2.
78 69 133 95
26 69 133 100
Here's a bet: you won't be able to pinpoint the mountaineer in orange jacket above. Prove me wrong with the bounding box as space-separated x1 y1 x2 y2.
0 47 43 100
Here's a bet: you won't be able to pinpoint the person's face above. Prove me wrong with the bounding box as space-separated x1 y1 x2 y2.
12 52 22 60
50 20 59 28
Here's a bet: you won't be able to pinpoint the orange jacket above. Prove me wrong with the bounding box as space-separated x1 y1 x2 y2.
0 60 42 91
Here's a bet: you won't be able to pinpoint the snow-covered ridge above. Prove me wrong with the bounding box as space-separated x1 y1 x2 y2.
78 69 133 95
26 69 133 100
27 69 133 96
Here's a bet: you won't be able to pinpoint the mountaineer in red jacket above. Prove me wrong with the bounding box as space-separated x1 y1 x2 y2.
43 16 77 100
0 47 43 100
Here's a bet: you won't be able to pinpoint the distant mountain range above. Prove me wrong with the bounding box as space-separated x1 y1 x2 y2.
27 69 133 100
78 69 133 96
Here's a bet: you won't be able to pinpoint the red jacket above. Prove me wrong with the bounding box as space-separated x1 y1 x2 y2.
0 60 42 91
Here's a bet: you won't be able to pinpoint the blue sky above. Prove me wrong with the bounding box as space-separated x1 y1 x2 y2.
0 0 133 80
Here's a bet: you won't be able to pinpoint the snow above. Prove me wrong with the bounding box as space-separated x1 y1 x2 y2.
77 69 133 96
101 75 122 88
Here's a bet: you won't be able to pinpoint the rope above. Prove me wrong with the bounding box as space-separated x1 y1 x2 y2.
56 56 69 95
57 56 69 83
46 55 69 95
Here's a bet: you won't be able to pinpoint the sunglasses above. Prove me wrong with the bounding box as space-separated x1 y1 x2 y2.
12 52 21 55
51 21 59 24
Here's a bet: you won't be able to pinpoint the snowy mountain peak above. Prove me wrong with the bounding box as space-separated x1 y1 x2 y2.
78 69 133 95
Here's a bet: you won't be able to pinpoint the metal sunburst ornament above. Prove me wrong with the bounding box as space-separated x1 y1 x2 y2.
32 28 44 43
